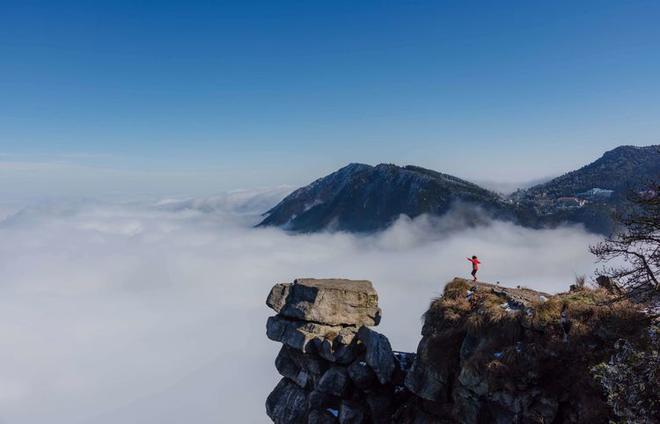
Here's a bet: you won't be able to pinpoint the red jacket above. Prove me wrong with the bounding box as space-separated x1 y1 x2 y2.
467 258 480 270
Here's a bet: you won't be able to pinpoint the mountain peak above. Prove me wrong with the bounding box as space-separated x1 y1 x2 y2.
600 144 659 160
258 145 659 234
258 162 509 233
338 162 372 172
606 144 657 152
522 144 659 198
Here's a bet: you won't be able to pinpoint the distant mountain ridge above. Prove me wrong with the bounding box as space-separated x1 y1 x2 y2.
258 145 659 234
519 145 659 199
511 145 659 233
258 163 516 232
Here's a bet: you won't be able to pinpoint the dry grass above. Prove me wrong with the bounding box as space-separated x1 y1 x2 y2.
442 278 471 300
424 279 473 331
464 313 485 333
427 278 649 347
419 278 654 422
478 293 510 323
527 297 562 328
525 287 620 329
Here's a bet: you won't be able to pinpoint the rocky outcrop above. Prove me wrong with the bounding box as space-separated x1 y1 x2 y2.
399 278 652 423
267 278 381 327
265 278 414 423
265 277 654 423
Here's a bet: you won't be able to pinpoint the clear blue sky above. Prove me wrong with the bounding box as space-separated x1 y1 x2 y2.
1 1 659 198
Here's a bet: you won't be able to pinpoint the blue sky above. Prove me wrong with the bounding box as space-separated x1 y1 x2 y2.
1 1 659 197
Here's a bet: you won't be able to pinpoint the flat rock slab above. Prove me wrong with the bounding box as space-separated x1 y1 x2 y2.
267 278 382 327
452 278 552 307
267 315 359 355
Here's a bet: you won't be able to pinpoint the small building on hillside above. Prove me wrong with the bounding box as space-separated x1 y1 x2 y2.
556 196 586 208
578 188 614 199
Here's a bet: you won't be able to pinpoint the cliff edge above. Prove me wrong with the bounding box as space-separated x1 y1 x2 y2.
265 277 657 423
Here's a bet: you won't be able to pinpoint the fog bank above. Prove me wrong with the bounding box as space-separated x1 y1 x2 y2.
0 191 601 423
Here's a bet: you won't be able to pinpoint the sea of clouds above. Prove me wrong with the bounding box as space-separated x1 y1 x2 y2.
0 189 603 423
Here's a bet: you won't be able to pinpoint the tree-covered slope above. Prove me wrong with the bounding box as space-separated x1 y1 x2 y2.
258 163 516 233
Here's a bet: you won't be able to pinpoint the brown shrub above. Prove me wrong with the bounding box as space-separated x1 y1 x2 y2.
442 278 472 300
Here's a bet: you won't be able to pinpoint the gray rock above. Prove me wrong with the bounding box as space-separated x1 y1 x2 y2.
526 395 558 423
266 378 309 424
366 391 394 423
457 366 488 396
331 342 361 365
392 351 416 386
405 337 450 402
308 409 339 424
275 346 318 388
405 360 443 402
459 333 480 361
405 328 464 403
453 385 481 424
393 351 416 371
312 335 362 364
308 390 340 411
339 400 366 424
490 391 521 423
356 326 396 385
313 338 353 363
347 358 377 390
267 315 358 353
267 279 381 326
595 275 621 294
317 367 351 397
275 346 303 383
279 345 329 381
267 283 290 313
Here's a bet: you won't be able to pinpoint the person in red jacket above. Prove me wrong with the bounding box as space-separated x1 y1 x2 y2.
467 255 481 281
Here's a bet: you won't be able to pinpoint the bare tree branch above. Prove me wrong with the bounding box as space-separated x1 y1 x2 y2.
590 181 660 299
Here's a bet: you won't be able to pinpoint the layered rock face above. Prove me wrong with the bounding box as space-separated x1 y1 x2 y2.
398 278 651 423
265 278 414 423
265 277 652 423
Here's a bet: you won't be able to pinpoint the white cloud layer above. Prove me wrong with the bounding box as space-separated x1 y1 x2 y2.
0 190 602 423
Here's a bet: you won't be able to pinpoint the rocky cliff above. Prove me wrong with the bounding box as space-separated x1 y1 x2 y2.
265 278 657 423
265 278 415 422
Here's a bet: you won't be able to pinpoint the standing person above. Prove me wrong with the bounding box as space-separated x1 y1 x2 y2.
467 255 481 281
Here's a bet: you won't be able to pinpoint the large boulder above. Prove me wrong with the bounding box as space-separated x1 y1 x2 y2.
267 278 382 326
275 346 310 388
404 329 464 402
317 366 351 397
308 409 339 424
266 315 359 354
266 378 309 424
347 357 377 389
265 277 416 423
339 400 366 424
595 275 622 294
274 345 330 389
356 326 396 385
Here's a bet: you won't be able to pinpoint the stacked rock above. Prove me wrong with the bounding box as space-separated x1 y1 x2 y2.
265 278 415 423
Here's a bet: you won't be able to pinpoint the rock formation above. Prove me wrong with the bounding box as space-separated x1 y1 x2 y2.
265 278 414 423
265 277 655 423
